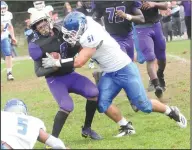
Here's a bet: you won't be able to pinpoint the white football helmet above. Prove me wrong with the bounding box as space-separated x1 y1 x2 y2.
1 1 8 15
30 11 52 36
33 1 45 11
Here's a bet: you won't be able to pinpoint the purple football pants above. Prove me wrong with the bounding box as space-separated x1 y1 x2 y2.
46 72 99 112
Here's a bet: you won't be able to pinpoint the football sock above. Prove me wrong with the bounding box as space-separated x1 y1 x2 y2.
164 105 172 115
117 117 128 126
52 110 69 138
83 100 97 128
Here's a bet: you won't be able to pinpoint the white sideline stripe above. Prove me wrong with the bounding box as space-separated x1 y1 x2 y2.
167 54 189 64
1 62 20 73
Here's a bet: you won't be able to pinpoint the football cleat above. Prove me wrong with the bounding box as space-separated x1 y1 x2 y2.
155 85 163 98
81 126 102 140
88 62 95 69
44 145 52 149
7 72 14 81
115 122 136 138
168 106 187 128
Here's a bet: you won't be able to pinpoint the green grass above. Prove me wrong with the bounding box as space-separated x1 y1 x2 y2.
1 40 190 149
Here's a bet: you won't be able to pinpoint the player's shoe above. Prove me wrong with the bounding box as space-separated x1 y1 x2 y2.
147 80 155 92
88 62 95 69
44 145 52 149
81 126 102 140
7 72 14 81
154 85 163 98
115 122 136 138
168 106 187 128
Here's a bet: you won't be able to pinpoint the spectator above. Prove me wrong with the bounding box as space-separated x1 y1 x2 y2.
179 0 191 39
171 1 182 38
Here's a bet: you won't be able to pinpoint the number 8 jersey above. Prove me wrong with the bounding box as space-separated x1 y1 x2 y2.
93 1 142 36
1 111 46 149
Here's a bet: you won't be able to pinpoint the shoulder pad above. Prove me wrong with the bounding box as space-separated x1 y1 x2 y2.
53 22 62 32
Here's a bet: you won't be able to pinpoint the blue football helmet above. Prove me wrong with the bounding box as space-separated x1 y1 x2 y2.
1 1 8 15
4 98 28 115
62 11 87 45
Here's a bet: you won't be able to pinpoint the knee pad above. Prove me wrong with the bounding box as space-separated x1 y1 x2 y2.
59 99 74 112
84 87 99 99
97 97 111 113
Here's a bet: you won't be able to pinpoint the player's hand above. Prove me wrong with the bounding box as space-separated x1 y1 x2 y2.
42 52 61 68
141 1 156 10
11 38 17 45
115 10 127 19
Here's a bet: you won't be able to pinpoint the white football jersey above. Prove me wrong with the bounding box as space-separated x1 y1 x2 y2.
1 11 13 40
80 17 131 73
28 5 54 16
1 111 46 149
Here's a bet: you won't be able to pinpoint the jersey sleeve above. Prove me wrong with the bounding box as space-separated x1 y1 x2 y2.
28 42 43 61
80 28 103 49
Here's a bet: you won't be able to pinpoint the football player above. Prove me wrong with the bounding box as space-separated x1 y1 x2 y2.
1 98 66 149
28 11 102 147
42 11 187 137
134 1 169 97
1 1 17 81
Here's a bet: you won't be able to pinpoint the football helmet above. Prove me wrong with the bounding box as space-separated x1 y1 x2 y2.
33 1 45 11
62 11 87 45
1 1 8 15
4 98 28 115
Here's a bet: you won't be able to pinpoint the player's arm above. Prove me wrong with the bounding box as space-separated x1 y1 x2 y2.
116 9 145 23
28 42 58 77
34 59 58 77
141 1 168 10
38 128 66 149
7 13 17 43
42 47 96 69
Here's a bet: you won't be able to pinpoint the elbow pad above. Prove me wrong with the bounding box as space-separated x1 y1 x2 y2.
60 58 74 69
45 135 66 149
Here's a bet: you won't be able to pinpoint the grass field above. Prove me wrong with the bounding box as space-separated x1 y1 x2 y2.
1 40 190 149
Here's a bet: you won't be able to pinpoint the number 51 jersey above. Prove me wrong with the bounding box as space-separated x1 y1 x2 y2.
93 1 142 36
1 111 46 149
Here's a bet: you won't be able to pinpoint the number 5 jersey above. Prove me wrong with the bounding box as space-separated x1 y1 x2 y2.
1 111 46 149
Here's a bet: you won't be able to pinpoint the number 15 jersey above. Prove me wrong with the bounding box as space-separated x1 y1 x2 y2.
93 1 142 36
1 111 46 149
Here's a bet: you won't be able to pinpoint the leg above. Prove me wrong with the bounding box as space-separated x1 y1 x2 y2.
153 22 167 91
98 72 135 137
123 63 187 128
1 38 14 81
136 27 161 96
69 72 101 140
46 76 74 138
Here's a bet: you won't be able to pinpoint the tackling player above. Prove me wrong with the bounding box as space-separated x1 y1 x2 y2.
42 12 187 137
1 1 17 81
1 98 66 149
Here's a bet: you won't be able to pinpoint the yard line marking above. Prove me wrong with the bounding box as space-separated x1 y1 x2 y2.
167 54 190 64
1 62 20 73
